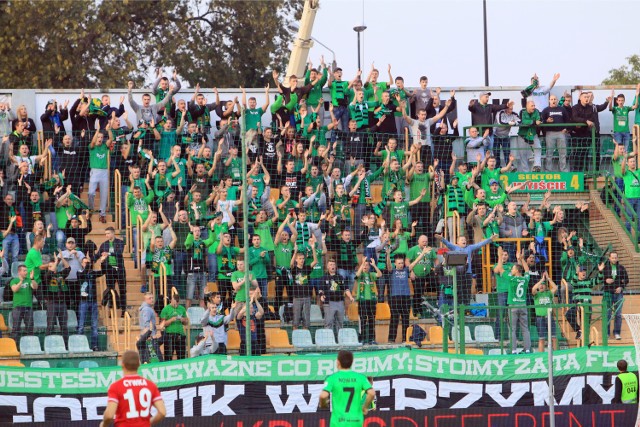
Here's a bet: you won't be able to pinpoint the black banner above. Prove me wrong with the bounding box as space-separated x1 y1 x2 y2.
0 373 626 424
38 405 637 427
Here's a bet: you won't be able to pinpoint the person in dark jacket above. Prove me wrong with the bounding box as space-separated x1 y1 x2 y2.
98 94 125 129
468 92 512 149
98 227 127 316
40 99 69 139
70 91 99 133
41 253 72 345
77 253 107 350
601 252 629 340
571 91 603 171
62 210 93 255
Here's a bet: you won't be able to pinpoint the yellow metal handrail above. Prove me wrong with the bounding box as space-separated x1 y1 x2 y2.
136 215 144 271
482 237 552 293
123 311 131 351
125 187 132 254
110 289 119 352
159 263 168 307
590 325 599 346
114 169 122 231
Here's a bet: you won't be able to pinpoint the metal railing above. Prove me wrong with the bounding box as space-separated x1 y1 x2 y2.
439 300 611 355
110 289 119 352
114 169 122 231
602 175 639 251
462 122 597 176
123 311 131 351
136 215 144 272
481 237 552 294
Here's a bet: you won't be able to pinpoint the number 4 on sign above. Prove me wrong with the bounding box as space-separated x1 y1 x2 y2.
570 174 579 190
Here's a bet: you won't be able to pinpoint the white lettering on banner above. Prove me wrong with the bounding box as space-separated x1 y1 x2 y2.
183 360 204 379
394 378 438 410
485 383 530 407
584 350 633 369
177 387 197 417
33 396 83 421
266 384 324 413
373 380 391 411
316 359 335 377
586 375 615 404
531 377 585 406
160 390 178 418
413 354 508 376
198 384 244 416
0 374 630 423
438 382 483 408
83 396 108 421
0 395 31 423
515 357 549 375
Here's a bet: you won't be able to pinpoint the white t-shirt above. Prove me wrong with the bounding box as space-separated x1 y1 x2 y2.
410 118 433 146
17 155 38 174
531 85 551 111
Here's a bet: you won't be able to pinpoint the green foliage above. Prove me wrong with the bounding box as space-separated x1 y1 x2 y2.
602 54 640 85
0 0 303 89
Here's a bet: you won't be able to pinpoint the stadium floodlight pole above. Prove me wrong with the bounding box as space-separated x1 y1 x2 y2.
482 0 489 86
291 24 338 69
548 307 555 427
353 25 367 71
241 103 251 355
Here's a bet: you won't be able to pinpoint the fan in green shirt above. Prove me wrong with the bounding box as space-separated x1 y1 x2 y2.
407 160 435 203
248 235 270 280
611 89 639 134
390 78 411 118
304 63 328 108
10 265 37 308
621 156 640 198
390 224 413 257
478 155 514 192
127 185 155 226
89 129 113 170
374 137 405 165
160 297 188 335
494 247 514 294
241 86 270 131
319 350 376 427
406 240 437 277
232 259 257 303
389 188 425 228
364 63 393 109
150 225 177 278
25 241 44 285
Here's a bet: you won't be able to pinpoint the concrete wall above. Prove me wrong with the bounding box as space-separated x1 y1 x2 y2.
1 85 636 135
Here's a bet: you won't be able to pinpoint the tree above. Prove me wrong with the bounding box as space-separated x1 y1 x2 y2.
0 0 188 89
0 0 303 89
166 0 304 88
602 54 640 85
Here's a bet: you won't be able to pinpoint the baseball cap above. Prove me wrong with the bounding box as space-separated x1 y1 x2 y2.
578 266 587 273
70 215 79 221
66 237 76 244
481 91 492 97
489 179 499 185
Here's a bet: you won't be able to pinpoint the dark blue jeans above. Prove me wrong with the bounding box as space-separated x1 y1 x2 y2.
173 251 188 296
493 135 511 168
78 300 99 349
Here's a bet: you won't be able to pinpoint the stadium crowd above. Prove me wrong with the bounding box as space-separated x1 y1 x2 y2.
0 62 637 361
